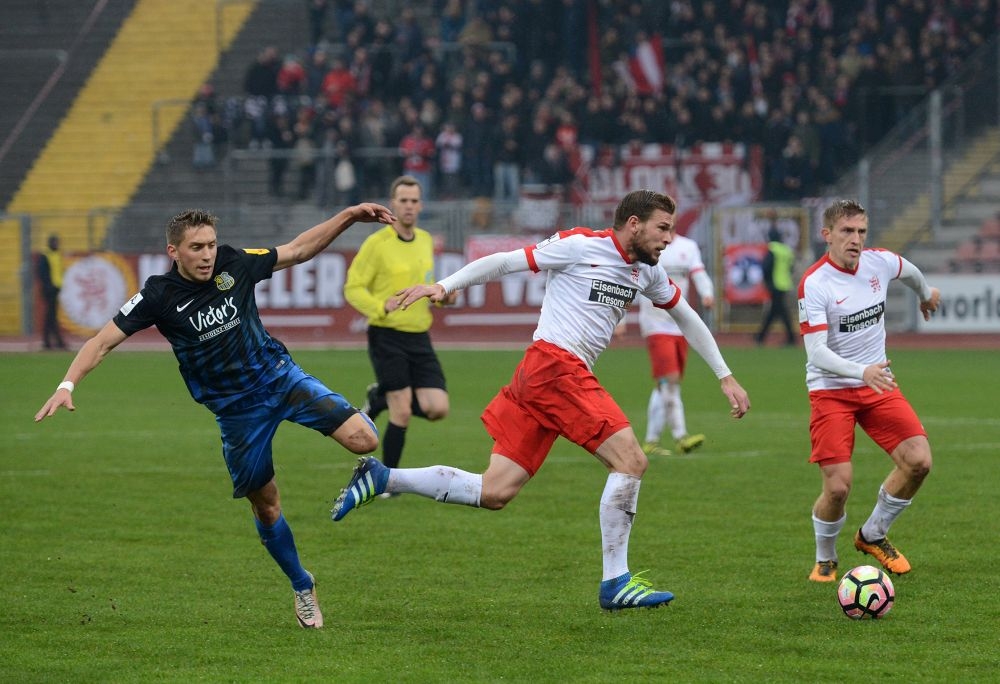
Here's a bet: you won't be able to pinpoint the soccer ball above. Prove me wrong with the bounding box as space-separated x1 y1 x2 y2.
837 565 895 619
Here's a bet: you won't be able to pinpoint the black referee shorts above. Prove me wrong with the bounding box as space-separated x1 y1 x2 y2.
367 325 446 393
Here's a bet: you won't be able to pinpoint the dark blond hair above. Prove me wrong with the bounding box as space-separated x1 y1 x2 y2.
613 190 677 228
166 210 218 246
822 199 866 228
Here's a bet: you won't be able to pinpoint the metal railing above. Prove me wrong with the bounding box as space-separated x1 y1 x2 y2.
832 34 1000 249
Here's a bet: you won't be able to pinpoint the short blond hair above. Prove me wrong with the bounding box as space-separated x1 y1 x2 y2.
822 199 866 228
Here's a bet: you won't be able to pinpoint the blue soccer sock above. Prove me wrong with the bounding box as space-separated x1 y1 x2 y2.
255 514 312 591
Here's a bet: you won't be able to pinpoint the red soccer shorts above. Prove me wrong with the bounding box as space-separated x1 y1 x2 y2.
645 333 688 378
808 386 926 466
481 340 631 475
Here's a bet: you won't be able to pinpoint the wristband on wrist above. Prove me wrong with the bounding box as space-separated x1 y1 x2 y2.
57 380 75 393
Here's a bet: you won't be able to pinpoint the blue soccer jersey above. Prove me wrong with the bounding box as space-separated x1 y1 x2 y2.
114 245 293 412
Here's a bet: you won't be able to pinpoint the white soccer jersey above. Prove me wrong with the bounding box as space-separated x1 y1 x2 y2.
525 228 681 368
798 248 902 390
637 233 708 337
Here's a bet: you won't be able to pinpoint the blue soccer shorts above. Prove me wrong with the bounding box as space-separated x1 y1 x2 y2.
215 364 362 498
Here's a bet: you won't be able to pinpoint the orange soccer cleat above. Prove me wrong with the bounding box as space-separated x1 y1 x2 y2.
854 529 911 574
808 559 838 582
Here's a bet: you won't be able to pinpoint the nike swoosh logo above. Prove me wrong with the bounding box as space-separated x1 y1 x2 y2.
176 299 195 312
835 297 849 305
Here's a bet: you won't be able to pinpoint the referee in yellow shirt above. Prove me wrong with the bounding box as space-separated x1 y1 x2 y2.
344 176 455 471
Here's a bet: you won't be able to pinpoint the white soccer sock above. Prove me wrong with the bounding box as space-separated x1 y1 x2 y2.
812 512 846 562
861 486 911 541
600 472 641 580
644 387 666 444
664 383 687 440
387 466 482 507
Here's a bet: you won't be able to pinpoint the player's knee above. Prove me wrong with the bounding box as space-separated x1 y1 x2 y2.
252 501 281 526
896 440 932 481
340 426 379 454
619 450 648 477
355 431 379 454
423 405 448 421
906 454 932 482
825 481 851 507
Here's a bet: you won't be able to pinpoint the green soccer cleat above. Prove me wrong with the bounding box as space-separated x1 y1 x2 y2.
676 434 705 454
642 441 672 457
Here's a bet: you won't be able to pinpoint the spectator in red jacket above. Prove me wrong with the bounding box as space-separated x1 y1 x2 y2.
321 55 357 110
399 123 435 199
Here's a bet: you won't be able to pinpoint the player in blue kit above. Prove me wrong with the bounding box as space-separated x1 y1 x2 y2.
34 202 395 628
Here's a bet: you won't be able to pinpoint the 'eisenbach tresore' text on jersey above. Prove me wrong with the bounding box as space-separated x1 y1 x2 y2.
525 228 681 368
113 245 292 411
798 248 902 390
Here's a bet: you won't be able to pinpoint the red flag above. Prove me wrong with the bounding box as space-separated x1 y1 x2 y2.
628 33 665 96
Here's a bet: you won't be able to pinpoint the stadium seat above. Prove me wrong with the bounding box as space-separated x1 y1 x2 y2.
979 218 1000 239
979 239 1000 272
950 239 980 272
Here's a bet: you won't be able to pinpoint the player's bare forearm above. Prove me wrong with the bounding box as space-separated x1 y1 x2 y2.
721 375 751 419
276 203 395 269
919 287 941 321
34 323 124 422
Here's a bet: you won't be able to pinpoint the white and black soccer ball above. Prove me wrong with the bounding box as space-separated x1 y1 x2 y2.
837 565 895 619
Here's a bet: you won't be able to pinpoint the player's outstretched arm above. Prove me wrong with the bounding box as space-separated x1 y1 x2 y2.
399 249 529 309
275 202 395 270
398 283 447 308
34 321 128 422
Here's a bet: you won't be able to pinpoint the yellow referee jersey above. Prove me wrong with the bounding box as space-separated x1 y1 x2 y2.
344 225 437 333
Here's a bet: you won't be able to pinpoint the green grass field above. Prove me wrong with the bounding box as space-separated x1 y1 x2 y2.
2 345 998 682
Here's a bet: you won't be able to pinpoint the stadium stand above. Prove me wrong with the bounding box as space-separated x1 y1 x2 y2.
3 1 999 266
187 0 996 209
0 0 254 335
0 0 137 209
950 214 1000 273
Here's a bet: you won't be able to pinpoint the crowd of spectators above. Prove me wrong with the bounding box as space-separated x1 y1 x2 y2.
191 0 997 206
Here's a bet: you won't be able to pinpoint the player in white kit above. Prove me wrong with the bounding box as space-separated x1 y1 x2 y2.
635 233 715 456
332 190 751 610
799 200 940 583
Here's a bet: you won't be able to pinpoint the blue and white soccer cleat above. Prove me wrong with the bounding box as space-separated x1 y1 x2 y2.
331 457 389 521
599 571 674 610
